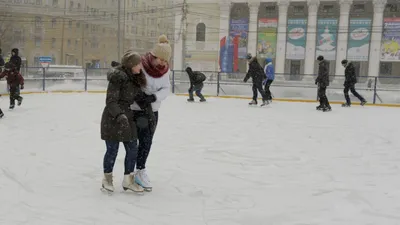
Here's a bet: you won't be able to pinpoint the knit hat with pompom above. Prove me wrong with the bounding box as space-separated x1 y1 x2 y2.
152 35 172 61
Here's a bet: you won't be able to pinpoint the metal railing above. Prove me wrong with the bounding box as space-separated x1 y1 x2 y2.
1 67 400 105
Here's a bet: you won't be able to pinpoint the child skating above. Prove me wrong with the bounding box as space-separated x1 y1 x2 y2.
185 67 206 102
0 62 24 110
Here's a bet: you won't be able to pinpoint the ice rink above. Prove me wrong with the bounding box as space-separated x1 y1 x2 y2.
1 93 400 225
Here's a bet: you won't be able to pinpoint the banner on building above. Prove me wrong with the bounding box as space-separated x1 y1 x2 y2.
219 36 233 72
347 19 372 61
286 19 307 60
257 18 278 58
229 18 249 59
380 18 400 61
316 19 338 60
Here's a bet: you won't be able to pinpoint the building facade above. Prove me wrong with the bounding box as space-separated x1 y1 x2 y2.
173 0 400 84
0 0 174 68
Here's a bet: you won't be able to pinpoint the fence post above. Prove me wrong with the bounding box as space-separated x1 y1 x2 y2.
42 67 45 91
171 70 175 94
373 76 378 104
217 72 220 96
84 68 88 91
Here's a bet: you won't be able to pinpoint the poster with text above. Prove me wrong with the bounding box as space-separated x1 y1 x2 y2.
347 19 372 61
316 19 338 60
286 19 307 60
380 18 400 61
229 18 249 59
257 18 278 58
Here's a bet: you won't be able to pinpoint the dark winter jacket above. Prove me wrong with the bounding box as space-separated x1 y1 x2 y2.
100 67 144 141
0 69 24 88
244 57 264 84
0 55 4 68
186 67 206 87
316 60 329 87
344 62 357 86
10 48 21 72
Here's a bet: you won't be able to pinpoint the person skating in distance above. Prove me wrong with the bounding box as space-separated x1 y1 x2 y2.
315 55 331 112
341 60 367 107
0 62 24 110
243 53 268 106
263 58 275 102
186 67 206 102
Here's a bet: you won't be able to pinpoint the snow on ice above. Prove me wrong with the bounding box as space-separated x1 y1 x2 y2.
0 93 400 225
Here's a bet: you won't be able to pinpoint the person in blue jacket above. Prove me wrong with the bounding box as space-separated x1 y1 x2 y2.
263 58 274 102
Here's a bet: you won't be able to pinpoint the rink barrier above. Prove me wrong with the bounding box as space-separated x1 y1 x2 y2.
2 90 400 108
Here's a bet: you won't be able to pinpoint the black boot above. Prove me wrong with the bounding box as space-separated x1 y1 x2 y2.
342 103 351 107
0 109 4 118
18 97 23 106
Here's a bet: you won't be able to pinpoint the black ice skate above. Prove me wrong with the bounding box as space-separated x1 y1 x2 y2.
187 98 194 102
0 110 4 119
342 103 351 107
316 105 323 110
322 106 332 112
9 104 15 110
18 97 23 106
200 98 206 102
249 100 257 105
260 100 269 107
360 100 367 106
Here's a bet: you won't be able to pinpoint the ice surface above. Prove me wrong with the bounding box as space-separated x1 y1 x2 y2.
1 94 400 225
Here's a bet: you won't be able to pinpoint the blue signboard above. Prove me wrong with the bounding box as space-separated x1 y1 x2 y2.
39 56 52 63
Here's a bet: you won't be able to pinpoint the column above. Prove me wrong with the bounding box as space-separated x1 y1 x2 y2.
335 0 352 76
275 0 289 75
304 0 319 76
368 0 386 77
247 2 260 57
173 0 185 71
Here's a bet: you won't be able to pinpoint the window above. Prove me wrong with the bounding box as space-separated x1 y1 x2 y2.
385 4 398 12
293 5 304 13
35 36 41 47
52 0 58 7
266 6 276 13
51 38 56 48
68 20 72 28
69 1 74 11
380 62 392 75
322 5 334 13
52 18 57 28
196 23 206 42
35 16 42 28
352 4 365 13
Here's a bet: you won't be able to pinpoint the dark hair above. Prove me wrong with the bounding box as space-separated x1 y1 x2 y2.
317 55 324 61
341 59 348 64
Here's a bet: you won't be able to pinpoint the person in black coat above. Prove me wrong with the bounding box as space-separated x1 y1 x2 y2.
186 67 206 102
341 60 367 107
100 51 148 193
243 53 268 106
315 55 331 112
9 48 21 72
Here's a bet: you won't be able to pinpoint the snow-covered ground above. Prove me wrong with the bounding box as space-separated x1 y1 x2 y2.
1 94 400 225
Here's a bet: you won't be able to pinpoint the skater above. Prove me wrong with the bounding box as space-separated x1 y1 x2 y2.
315 55 331 112
341 60 367 107
0 62 24 110
243 53 268 106
9 48 21 72
0 48 5 72
130 34 172 191
263 58 275 102
100 50 147 193
185 66 206 102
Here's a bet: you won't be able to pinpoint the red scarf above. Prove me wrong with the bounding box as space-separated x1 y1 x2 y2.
141 52 169 78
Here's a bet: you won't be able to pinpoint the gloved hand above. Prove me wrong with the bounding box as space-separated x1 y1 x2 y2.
20 84 24 90
243 78 247 83
116 114 129 128
144 94 156 103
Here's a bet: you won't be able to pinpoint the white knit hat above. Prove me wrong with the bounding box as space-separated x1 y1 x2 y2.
152 35 172 61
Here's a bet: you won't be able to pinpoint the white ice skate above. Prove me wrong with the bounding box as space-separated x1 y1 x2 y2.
101 173 114 193
122 173 144 193
135 169 152 192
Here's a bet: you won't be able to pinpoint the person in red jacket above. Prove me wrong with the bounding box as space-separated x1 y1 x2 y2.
0 62 24 109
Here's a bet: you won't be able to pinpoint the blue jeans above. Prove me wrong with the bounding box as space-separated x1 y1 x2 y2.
188 83 205 100
103 140 138 175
